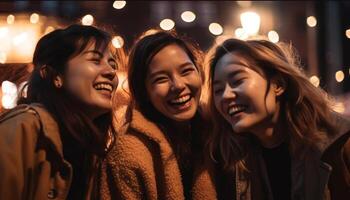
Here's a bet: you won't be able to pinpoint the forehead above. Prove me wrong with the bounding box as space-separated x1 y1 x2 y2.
214 53 247 74
149 44 190 67
80 39 114 55
216 52 248 67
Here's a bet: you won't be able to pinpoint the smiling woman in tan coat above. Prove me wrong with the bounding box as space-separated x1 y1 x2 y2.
0 25 126 200
100 30 217 200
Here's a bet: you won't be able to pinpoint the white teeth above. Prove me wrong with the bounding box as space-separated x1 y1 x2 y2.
94 83 113 92
170 95 191 104
228 105 246 115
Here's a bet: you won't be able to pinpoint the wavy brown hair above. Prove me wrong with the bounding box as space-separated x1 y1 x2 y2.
207 39 336 172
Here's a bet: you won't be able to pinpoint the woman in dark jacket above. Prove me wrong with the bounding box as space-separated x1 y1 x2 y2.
0 24 126 200
207 38 350 200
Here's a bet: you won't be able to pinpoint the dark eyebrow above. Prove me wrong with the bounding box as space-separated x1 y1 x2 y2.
178 62 195 69
83 50 103 57
149 70 167 78
213 69 245 86
149 62 194 77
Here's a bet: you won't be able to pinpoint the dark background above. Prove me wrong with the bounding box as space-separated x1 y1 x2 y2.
0 1 349 97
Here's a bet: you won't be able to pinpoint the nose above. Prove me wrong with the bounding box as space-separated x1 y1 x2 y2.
170 76 185 92
222 83 236 100
101 61 117 81
102 69 117 80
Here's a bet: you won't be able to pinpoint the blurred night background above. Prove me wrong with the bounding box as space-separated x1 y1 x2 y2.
0 1 349 115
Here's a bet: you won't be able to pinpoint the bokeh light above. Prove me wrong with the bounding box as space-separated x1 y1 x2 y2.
160 19 175 30
209 23 223 35
181 11 196 23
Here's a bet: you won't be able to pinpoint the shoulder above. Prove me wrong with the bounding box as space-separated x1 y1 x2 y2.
329 113 350 149
0 105 44 160
323 114 350 162
0 104 42 135
0 104 39 122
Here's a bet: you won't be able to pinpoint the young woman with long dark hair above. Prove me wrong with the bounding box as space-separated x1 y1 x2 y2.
103 30 216 200
0 24 126 199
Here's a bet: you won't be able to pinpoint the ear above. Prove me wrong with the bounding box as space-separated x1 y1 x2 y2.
39 65 47 79
274 84 285 96
54 75 63 88
272 77 285 97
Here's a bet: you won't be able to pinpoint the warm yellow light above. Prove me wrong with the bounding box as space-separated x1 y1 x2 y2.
0 27 9 38
45 26 55 34
112 36 124 48
307 16 317 27
160 19 175 31
1 80 18 109
346 29 350 39
237 1 252 8
13 32 28 46
240 11 260 36
234 27 248 40
113 1 126 9
268 30 279 43
0 52 7 64
181 11 196 23
309 75 320 87
7 15 15 24
82 14 94 26
335 70 344 82
0 24 40 63
209 23 223 35
30 13 40 24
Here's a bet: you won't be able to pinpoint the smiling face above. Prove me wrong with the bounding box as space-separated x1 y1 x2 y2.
213 52 282 134
63 42 118 119
145 44 202 122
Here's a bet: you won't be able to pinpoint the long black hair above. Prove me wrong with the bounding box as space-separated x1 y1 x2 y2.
18 24 126 199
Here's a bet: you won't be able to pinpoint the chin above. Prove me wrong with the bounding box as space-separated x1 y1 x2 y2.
231 122 250 133
93 103 112 114
172 110 197 122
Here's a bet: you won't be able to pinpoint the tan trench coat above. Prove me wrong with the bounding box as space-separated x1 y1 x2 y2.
0 104 72 200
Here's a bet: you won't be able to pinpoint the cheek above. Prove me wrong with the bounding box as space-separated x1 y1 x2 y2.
265 92 278 113
213 96 223 115
146 83 169 105
191 73 202 88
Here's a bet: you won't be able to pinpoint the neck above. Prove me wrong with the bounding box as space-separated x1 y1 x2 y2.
169 120 191 134
253 125 286 148
252 107 287 148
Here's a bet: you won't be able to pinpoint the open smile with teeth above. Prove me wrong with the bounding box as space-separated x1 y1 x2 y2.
228 105 246 116
94 83 113 92
169 94 191 105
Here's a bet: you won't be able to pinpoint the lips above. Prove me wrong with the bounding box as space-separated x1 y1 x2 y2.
93 82 114 92
166 94 193 112
169 94 191 105
228 104 247 116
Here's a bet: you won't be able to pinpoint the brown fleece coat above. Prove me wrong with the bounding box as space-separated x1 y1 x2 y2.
99 108 217 200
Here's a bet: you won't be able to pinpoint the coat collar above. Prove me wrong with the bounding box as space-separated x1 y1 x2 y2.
130 108 171 146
